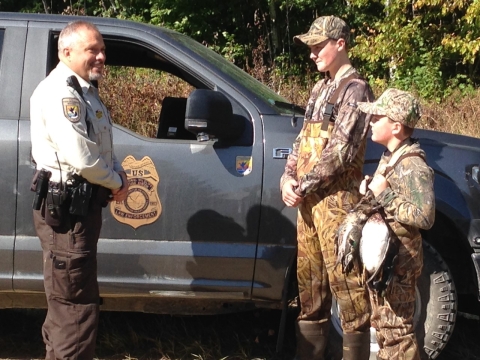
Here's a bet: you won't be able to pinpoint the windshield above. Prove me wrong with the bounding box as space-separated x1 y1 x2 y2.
166 31 302 115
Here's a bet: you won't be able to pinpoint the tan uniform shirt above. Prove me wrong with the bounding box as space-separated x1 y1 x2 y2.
30 61 123 189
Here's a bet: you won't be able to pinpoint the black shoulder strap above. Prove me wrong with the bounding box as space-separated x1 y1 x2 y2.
67 75 85 101
66 75 91 136
321 72 360 131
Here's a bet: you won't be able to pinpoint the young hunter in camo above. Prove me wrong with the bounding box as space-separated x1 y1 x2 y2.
357 88 435 360
280 15 374 360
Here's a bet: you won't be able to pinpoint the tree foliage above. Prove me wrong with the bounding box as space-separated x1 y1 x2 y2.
350 0 480 100
1 0 479 99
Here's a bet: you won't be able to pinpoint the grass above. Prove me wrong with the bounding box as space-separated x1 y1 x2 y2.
0 307 479 359
0 308 294 360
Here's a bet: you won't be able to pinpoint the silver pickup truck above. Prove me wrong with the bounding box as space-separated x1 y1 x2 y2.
0 12 479 359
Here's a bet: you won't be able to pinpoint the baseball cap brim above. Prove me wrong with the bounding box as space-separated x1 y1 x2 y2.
293 33 330 46
357 101 388 116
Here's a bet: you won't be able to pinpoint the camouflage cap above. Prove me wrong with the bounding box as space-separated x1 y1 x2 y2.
357 88 422 128
293 16 350 46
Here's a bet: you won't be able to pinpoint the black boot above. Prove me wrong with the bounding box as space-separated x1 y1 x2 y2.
342 331 370 360
294 320 329 360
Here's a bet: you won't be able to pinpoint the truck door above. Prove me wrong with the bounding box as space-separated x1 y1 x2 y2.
0 21 27 292
15 23 264 302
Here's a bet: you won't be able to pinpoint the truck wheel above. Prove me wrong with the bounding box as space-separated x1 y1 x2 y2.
330 240 457 359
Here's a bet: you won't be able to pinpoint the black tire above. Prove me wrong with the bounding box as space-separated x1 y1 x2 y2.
330 240 457 360
416 241 457 359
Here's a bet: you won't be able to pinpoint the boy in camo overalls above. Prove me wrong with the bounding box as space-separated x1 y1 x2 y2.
280 15 374 360
357 88 435 360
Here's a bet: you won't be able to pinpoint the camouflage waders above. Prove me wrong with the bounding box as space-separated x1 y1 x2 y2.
296 120 371 333
369 233 423 360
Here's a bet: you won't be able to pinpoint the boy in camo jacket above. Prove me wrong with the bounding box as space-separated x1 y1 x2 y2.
357 88 435 360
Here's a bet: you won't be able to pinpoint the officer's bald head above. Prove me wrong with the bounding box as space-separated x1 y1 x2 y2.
58 21 101 56
57 21 106 82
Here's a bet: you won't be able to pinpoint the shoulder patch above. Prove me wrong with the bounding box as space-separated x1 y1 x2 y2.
62 98 81 123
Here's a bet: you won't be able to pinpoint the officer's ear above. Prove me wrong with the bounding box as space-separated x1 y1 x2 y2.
62 47 72 61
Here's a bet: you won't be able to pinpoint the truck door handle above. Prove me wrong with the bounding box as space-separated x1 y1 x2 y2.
273 148 292 159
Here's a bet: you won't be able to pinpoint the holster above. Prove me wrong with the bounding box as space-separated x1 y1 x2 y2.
93 185 112 208
44 189 68 227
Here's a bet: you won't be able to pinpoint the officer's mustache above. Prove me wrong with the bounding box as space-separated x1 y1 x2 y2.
91 61 104 68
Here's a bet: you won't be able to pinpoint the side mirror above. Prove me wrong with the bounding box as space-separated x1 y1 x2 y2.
185 89 245 142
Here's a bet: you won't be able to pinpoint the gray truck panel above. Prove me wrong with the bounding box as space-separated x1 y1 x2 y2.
0 24 26 119
0 23 27 291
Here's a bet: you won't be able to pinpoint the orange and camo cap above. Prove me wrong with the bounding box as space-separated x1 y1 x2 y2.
357 88 422 128
293 16 350 46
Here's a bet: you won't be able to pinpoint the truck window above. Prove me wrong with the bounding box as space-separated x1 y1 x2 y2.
101 66 195 139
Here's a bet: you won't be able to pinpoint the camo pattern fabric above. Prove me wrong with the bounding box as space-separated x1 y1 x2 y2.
369 139 435 360
293 15 350 46
286 68 374 333
357 88 422 128
296 146 371 333
280 67 374 196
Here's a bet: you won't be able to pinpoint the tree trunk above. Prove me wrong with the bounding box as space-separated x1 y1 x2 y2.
269 0 279 56
41 0 49 14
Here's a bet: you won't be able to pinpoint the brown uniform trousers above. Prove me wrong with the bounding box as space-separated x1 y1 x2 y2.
33 192 104 360
369 234 423 360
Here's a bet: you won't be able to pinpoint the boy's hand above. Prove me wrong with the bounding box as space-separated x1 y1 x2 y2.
282 178 303 207
368 174 388 197
359 175 370 195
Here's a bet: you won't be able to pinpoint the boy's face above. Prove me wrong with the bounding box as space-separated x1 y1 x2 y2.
309 38 344 73
370 115 397 146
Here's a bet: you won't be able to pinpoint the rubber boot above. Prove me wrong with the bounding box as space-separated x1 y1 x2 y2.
342 331 370 360
294 320 329 360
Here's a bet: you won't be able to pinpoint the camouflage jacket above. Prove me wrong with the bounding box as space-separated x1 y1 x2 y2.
374 138 435 240
280 67 374 195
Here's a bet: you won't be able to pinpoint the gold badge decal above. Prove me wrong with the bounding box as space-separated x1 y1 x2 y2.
110 155 162 229
236 156 252 175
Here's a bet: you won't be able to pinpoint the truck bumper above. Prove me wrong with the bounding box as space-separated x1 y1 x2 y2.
472 253 480 301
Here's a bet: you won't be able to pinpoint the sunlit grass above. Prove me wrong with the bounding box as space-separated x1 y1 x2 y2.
0 308 478 359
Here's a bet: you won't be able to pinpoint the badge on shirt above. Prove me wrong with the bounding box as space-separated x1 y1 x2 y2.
96 110 103 119
62 98 81 123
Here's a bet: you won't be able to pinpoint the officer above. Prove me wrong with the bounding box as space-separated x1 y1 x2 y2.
280 15 374 359
30 21 128 359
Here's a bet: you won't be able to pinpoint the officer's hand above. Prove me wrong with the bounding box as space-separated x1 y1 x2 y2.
368 174 388 197
111 171 129 202
282 179 303 207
